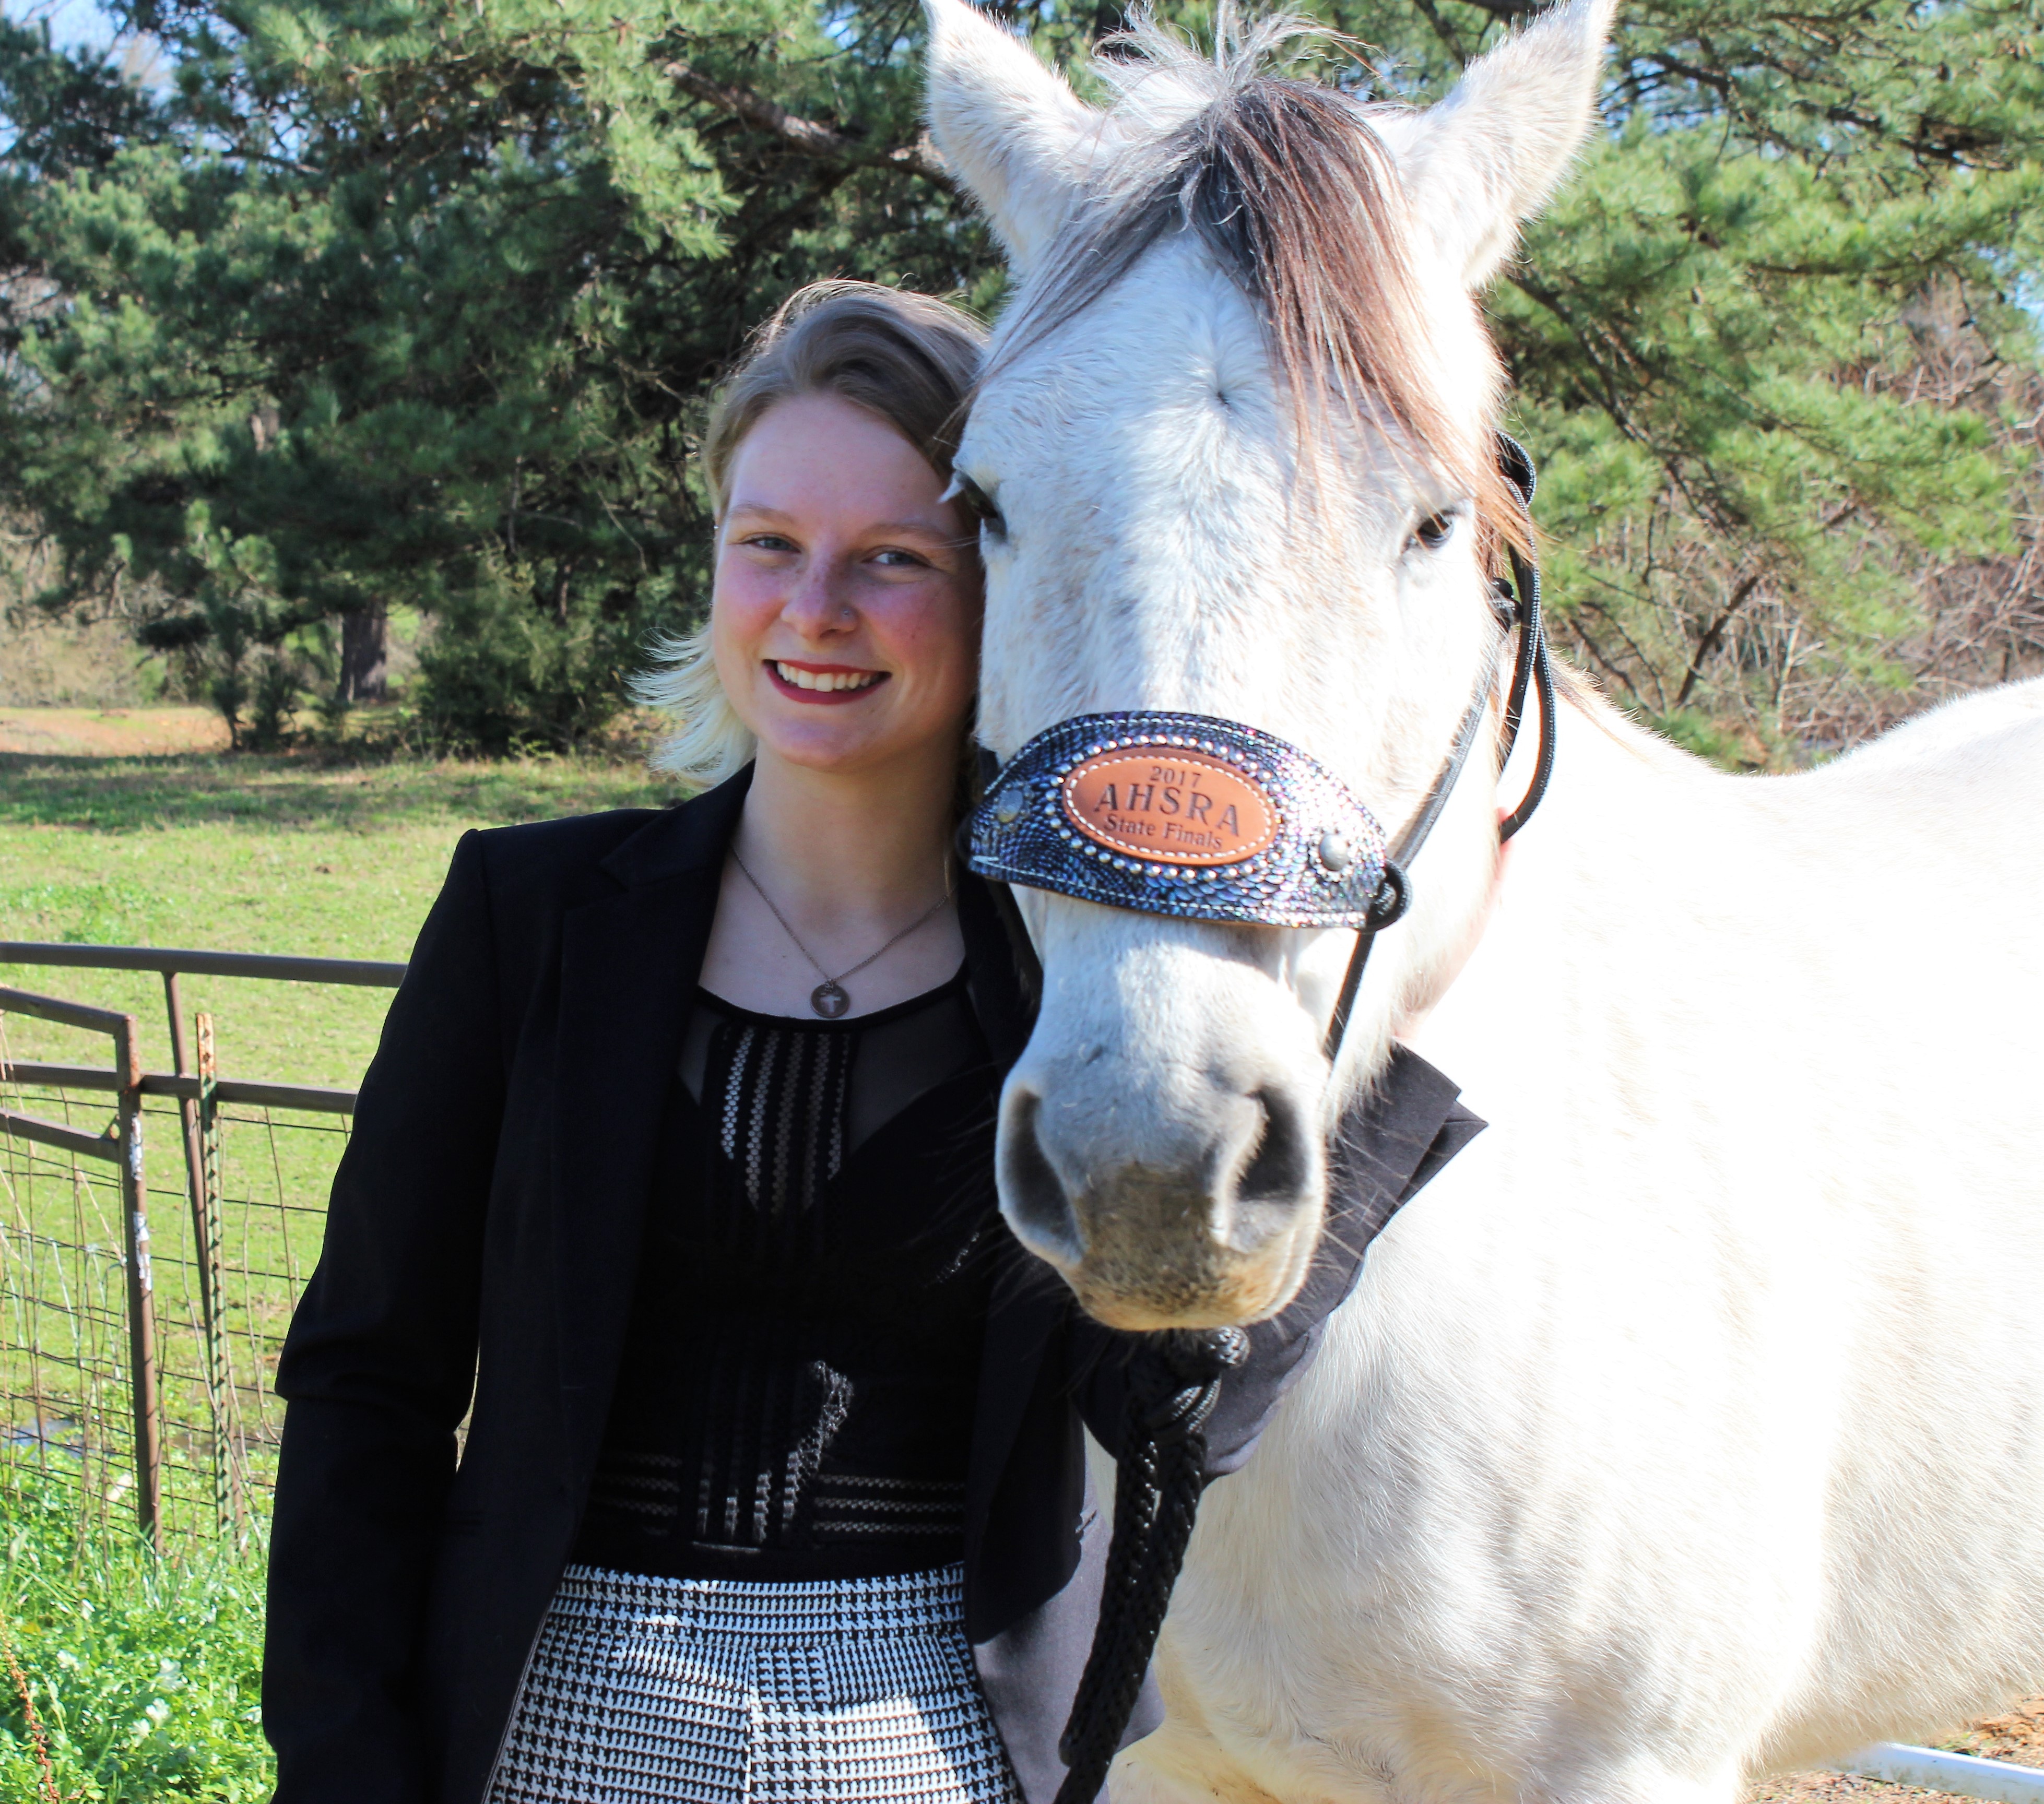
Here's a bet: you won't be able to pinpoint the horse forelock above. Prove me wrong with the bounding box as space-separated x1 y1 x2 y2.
984 22 1525 552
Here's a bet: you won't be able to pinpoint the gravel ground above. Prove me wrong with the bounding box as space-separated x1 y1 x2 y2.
1750 1701 2044 1804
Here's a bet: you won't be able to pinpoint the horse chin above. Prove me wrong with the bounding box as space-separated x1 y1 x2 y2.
1030 1178 1323 1331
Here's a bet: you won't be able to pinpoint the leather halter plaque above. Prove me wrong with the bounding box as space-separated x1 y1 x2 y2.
967 712 1390 930
1061 749 1278 866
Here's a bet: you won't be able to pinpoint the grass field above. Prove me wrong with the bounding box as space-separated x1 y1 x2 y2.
0 1478 268 1802
0 720 679 1087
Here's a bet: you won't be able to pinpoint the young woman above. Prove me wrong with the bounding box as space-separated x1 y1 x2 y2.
262 282 1480 1804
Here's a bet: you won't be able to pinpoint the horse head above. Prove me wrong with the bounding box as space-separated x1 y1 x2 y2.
928 0 1612 1329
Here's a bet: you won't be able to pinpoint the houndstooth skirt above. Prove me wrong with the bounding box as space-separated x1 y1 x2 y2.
486 1562 1022 1804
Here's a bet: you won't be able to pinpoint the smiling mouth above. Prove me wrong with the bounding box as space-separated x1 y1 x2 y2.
771 661 884 694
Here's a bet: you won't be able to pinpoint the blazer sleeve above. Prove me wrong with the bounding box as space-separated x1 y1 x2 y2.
1059 1046 1485 1476
264 830 507 1803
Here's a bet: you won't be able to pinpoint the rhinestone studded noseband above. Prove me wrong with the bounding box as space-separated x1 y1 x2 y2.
967 713 1390 931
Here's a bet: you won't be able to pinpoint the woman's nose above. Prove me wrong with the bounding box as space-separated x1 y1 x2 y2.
779 559 854 637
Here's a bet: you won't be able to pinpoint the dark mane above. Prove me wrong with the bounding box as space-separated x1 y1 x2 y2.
989 30 1523 543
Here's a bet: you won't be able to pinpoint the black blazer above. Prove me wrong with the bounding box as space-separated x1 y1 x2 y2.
264 767 1481 1804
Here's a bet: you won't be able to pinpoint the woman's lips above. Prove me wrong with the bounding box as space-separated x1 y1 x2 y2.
766 660 890 706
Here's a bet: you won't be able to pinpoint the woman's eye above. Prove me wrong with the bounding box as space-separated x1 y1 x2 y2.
742 533 797 553
954 475 1007 542
1410 512 1455 553
871 549 929 569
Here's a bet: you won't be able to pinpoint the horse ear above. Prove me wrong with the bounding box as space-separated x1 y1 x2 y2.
923 0 1100 271
1391 0 1617 290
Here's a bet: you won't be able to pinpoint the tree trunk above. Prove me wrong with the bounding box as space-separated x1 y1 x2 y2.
339 603 389 703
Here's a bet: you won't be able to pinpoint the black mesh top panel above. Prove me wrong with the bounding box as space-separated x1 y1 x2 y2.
572 967 1006 1582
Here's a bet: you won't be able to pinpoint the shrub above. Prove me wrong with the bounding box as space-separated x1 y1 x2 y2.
414 570 688 757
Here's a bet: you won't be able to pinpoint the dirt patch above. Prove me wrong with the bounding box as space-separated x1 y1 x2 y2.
0 706 229 756
1951 1704 2044 1769
1751 1702 2044 1804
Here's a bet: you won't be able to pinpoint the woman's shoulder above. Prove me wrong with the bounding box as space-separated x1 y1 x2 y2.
469 805 670 879
460 771 749 911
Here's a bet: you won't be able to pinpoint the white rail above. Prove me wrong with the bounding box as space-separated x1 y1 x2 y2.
1840 1744 2044 1804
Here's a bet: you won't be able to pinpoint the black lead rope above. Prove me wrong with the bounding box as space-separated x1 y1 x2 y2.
1051 1327 1247 1804
1050 435 1560 1801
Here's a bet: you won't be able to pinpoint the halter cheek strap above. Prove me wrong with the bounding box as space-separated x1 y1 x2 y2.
1320 432 1554 1059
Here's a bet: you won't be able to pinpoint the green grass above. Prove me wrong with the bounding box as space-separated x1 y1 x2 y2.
0 1479 269 1801
0 747 680 1086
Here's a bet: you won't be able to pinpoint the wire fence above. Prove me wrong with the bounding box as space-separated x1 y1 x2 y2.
0 943 403 1550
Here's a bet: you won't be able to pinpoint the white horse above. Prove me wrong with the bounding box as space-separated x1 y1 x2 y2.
921 2 2044 1800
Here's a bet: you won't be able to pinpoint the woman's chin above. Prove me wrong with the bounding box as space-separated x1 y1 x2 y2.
754 718 908 779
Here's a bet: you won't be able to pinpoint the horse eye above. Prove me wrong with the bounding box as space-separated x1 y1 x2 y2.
956 475 1007 542
1411 512 1455 552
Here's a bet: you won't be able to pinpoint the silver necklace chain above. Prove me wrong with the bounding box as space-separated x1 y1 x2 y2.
728 847 955 1019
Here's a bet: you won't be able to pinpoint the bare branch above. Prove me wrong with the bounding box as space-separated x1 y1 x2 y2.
662 58 954 191
1675 567 1766 707
1407 0 1470 67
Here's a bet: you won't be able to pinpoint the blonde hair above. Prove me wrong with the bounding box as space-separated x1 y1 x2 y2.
637 282 988 787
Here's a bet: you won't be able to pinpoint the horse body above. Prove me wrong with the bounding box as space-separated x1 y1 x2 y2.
919 0 2044 1793
1139 689 2044 1803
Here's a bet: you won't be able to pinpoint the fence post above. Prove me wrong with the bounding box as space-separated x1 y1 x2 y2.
167 977 236 1533
114 1014 162 1551
195 1015 235 1532
165 972 211 1328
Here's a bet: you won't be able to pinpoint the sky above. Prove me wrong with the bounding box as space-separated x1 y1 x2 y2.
17 0 119 53
8 0 166 87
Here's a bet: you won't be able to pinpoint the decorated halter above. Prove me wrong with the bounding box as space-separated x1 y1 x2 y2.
968 713 1391 925
967 432 1556 1069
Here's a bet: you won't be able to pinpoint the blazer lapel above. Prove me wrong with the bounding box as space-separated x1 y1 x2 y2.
550 769 752 1469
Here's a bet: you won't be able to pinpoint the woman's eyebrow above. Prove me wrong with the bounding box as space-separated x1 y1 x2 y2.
726 501 957 542
863 519 959 542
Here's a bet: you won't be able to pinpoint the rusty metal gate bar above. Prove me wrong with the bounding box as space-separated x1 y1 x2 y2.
0 942 407 988
195 1013 235 1531
161 973 232 1525
113 1011 161 1555
1 941 407 1549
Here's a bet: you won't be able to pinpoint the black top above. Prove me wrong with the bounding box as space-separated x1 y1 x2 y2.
571 969 1005 1581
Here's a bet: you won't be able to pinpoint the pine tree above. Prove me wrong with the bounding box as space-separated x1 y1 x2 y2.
0 0 2036 757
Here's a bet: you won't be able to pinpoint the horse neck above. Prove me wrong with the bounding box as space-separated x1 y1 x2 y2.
1388 689 1750 1094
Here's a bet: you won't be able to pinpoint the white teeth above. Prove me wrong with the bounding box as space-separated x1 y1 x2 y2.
775 662 880 693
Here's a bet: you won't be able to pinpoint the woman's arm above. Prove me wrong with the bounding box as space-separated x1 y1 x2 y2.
264 830 507 1803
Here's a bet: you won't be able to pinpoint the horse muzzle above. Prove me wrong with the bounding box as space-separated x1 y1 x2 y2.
969 712 1387 1327
995 998 1328 1329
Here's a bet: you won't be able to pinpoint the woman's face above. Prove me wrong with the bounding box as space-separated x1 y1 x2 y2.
711 391 981 781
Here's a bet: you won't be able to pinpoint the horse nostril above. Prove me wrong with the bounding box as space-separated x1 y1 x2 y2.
998 1088 1084 1265
1235 1088 1313 1205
